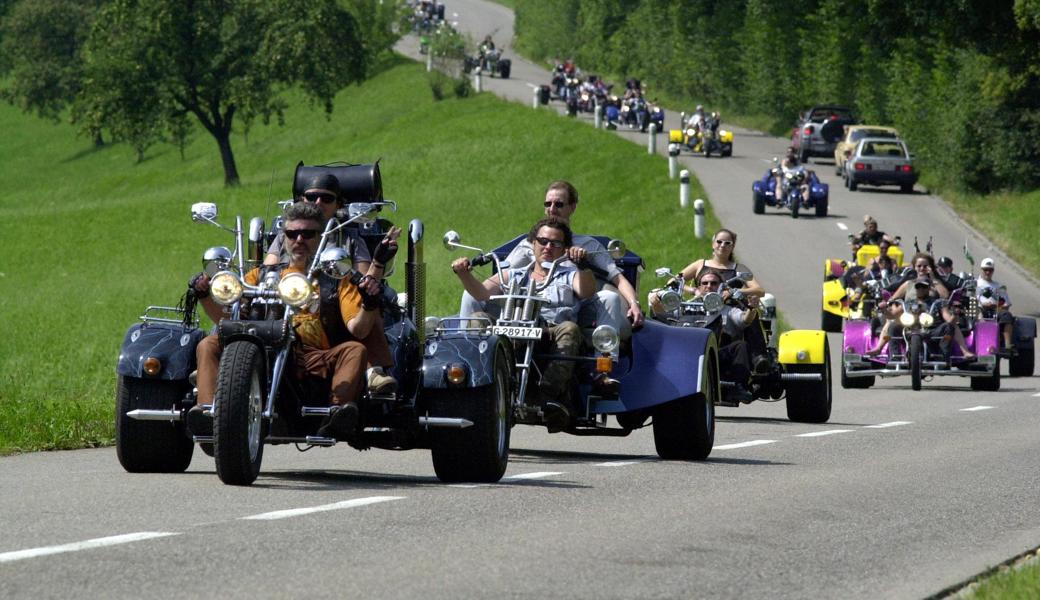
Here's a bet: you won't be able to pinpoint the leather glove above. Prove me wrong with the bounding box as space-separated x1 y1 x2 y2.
373 233 399 267
188 272 210 299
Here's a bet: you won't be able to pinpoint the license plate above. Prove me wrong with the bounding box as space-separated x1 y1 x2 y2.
492 326 543 340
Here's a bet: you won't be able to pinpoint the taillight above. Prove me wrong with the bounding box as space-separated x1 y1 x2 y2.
900 165 913 172
803 126 813 135
854 162 868 171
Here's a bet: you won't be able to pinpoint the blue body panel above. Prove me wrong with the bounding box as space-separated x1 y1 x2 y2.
606 319 712 413
422 332 503 389
1014 316 1036 348
116 322 206 380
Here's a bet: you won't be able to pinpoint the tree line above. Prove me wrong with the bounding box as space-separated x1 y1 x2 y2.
0 0 407 186
514 0 1040 194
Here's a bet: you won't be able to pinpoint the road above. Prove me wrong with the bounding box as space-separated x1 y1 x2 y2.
2 3 1038 599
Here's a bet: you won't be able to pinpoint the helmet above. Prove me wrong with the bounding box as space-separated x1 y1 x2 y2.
937 256 953 269
695 104 704 112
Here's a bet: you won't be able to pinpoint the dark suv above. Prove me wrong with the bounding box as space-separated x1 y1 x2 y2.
790 105 856 163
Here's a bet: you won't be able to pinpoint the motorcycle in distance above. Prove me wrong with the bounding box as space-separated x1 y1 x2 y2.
652 268 833 423
621 95 650 132
433 232 718 460
115 191 506 485
669 113 734 158
751 157 829 218
821 237 904 332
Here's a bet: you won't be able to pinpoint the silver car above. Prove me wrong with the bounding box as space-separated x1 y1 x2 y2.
843 137 917 193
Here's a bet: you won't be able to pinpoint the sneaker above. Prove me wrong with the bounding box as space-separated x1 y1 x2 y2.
367 367 398 394
186 404 212 437
317 402 359 442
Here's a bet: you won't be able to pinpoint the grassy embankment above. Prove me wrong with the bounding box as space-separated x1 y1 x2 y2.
0 57 718 454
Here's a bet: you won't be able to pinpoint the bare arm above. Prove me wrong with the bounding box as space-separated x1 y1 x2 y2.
451 257 502 302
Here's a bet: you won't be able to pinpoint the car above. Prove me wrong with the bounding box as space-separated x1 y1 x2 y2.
790 105 857 163
832 125 901 175
843 137 917 193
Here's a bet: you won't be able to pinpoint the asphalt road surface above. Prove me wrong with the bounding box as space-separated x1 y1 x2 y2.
2 3 1038 599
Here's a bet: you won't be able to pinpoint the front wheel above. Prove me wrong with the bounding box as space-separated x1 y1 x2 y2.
909 334 922 391
116 376 194 473
214 341 267 486
848 177 859 191
970 358 1001 391
841 363 874 389
653 351 717 460
786 338 832 423
430 352 511 482
791 195 801 219
753 192 766 214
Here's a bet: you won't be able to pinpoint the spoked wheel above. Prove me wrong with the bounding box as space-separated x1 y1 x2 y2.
909 334 923 391
214 341 266 486
116 376 194 473
430 351 511 482
786 337 832 423
653 350 717 460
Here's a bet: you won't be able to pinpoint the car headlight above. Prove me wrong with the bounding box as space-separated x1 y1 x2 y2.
277 272 315 308
899 312 916 327
919 313 934 327
210 271 243 306
591 325 620 354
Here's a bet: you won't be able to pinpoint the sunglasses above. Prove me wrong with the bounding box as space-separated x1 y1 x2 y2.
713 239 734 247
534 236 565 249
543 200 569 208
302 192 337 204
982 268 994 272
700 280 721 287
284 229 319 241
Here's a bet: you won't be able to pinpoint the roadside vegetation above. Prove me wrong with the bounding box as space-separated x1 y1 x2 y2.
0 59 716 454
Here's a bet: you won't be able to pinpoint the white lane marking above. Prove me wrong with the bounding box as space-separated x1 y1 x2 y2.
448 484 483 489
1032 392 1040 397
0 532 180 564
504 471 564 481
242 496 404 521
796 429 853 437
596 460 647 467
714 440 777 450
525 82 539 89
837 222 848 231
960 406 995 412
864 421 913 428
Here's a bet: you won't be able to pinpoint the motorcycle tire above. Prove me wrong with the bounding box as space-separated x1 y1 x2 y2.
498 59 511 79
1009 348 1034 377
214 341 267 486
909 334 923 391
115 376 194 473
653 351 717 460
786 338 832 423
848 177 859 191
791 197 800 219
815 195 828 217
821 309 842 333
841 363 874 389
752 192 766 215
970 358 1001 391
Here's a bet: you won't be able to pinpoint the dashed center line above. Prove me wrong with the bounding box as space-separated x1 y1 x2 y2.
241 496 404 521
596 460 647 467
0 532 180 564
960 406 995 412
714 440 777 450
1032 392 1040 398
505 471 564 481
796 429 853 437
864 421 914 428
837 222 848 231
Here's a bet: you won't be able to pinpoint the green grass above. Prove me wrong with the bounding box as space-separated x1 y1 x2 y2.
961 553 1040 598
943 189 1040 277
0 57 718 454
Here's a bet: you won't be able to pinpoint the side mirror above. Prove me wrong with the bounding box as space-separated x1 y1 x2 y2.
736 271 753 281
319 247 354 280
202 246 233 277
191 202 217 222
443 230 461 250
247 217 265 263
347 202 376 223
771 156 779 165
607 239 627 260
655 267 672 278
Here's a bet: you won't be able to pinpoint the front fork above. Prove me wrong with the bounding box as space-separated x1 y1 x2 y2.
263 345 291 419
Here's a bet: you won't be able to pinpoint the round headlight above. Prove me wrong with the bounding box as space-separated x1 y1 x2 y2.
210 271 243 306
919 313 934 327
591 325 620 354
658 290 682 313
424 316 440 338
703 292 723 313
277 272 315 308
899 312 915 327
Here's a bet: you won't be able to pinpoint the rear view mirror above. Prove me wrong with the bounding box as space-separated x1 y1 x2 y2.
192 202 217 222
655 267 672 278
607 239 627 260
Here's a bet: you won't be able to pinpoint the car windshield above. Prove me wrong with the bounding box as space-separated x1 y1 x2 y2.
851 129 897 142
810 108 853 121
860 141 907 158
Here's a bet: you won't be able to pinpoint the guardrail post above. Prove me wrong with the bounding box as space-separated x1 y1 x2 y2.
693 198 705 238
532 86 539 109
668 144 680 179
648 123 657 154
594 102 602 129
473 69 482 93
680 169 690 208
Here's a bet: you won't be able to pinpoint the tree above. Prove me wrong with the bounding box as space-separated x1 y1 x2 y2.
77 0 368 186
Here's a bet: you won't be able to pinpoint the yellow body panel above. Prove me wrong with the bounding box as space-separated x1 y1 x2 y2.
855 244 904 268
822 279 848 318
778 330 828 365
669 129 684 144
720 130 734 143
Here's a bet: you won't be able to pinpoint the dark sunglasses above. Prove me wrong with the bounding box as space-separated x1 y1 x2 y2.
284 229 318 241
302 192 337 204
534 236 565 249
700 280 721 287
543 200 568 208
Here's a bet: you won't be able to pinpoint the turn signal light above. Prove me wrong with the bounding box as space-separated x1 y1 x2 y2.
446 364 467 385
143 357 162 376
595 356 613 373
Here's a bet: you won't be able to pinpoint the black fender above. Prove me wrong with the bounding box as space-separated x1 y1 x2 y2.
1013 316 1036 348
116 322 206 380
422 332 513 389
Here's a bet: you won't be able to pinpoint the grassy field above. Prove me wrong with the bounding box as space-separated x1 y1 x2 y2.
0 56 718 454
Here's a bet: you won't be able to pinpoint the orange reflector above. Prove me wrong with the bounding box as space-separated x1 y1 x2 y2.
143 357 162 376
595 356 612 373
446 364 466 385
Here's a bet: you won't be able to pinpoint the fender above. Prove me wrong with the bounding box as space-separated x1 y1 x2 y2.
422 332 512 389
1013 316 1036 346
778 330 828 365
842 320 874 355
116 322 206 380
822 279 849 319
668 129 684 144
607 319 716 412
970 320 1001 355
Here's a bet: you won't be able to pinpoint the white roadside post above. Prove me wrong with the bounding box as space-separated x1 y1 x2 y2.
680 111 686 128
594 102 603 129
668 143 680 179
473 69 482 93
680 169 690 208
694 198 706 238
648 123 657 154
532 86 539 109
426 51 433 72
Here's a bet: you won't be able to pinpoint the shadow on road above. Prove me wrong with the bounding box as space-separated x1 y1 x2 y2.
253 468 589 490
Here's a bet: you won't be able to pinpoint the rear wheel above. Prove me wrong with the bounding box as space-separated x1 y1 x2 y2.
815 195 828 217
1009 348 1034 377
821 309 843 333
791 195 800 219
848 177 859 191
214 341 266 486
970 358 1001 391
786 338 832 423
909 334 923 391
753 192 765 214
653 350 717 460
116 376 194 473
430 353 511 482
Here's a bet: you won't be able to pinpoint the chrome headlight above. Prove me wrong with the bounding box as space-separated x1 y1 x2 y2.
658 290 682 313
277 272 315 308
702 292 723 313
919 313 934 328
899 312 916 327
591 325 620 354
210 271 243 306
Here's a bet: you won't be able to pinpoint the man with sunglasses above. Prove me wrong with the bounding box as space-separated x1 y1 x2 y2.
976 258 1017 356
452 218 595 432
694 273 758 403
188 202 386 442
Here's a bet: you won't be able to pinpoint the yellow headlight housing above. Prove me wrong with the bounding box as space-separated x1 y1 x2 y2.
277 272 315 308
210 271 244 306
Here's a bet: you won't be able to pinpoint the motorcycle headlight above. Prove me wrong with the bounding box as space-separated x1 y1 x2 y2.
703 292 723 313
919 313 934 327
277 272 315 308
210 271 244 306
899 312 916 327
658 290 682 313
591 325 620 354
